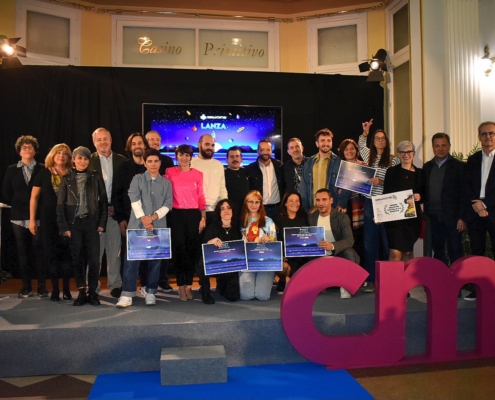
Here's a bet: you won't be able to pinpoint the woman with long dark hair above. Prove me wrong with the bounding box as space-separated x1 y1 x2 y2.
358 119 400 292
29 143 73 301
239 190 276 301
203 199 242 301
274 191 308 293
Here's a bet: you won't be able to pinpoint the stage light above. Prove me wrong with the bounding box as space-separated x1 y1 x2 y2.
358 48 388 82
0 35 26 69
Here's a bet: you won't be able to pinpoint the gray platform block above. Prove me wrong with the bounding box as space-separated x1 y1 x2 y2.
160 345 227 386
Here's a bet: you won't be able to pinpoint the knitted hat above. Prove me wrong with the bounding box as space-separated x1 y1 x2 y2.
72 146 91 159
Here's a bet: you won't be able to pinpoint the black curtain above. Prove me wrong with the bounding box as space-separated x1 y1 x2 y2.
0 66 383 273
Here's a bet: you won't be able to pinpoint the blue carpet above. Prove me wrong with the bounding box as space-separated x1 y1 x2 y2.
88 362 372 399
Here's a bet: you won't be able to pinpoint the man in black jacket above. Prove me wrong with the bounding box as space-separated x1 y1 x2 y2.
283 138 308 194
245 140 284 220
423 133 466 268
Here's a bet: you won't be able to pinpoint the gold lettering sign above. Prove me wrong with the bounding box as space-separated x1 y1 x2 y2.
203 42 265 57
138 37 182 55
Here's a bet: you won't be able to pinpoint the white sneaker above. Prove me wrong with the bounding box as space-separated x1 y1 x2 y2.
145 293 156 306
340 287 352 299
139 287 147 297
116 296 132 308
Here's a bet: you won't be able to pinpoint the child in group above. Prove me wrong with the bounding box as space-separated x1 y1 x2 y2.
56 146 108 306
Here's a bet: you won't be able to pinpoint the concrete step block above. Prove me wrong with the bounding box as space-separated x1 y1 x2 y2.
160 345 227 386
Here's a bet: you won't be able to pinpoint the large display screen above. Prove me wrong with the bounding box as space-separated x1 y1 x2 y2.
142 103 283 165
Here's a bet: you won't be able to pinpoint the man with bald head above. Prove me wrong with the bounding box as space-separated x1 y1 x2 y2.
89 127 127 298
191 134 228 304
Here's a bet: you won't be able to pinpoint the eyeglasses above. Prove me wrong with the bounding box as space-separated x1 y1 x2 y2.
21 145 34 151
480 131 495 138
398 150 414 156
374 137 386 142
247 200 261 205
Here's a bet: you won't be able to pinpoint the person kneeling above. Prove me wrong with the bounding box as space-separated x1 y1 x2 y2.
116 149 172 308
308 189 360 299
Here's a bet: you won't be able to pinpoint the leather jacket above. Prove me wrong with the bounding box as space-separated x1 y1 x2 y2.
56 169 108 235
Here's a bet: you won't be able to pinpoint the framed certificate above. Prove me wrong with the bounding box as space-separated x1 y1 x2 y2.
335 160 376 195
246 241 283 271
127 228 171 260
283 226 325 257
372 189 417 223
202 240 247 276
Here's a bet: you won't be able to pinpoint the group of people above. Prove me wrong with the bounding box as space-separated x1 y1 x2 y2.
3 119 494 306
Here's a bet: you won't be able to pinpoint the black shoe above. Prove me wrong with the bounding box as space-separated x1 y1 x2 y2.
464 291 476 302
18 288 33 298
363 282 375 293
37 283 49 298
63 290 72 300
50 288 61 302
159 281 173 292
276 278 286 294
202 292 215 305
110 287 122 298
88 289 101 306
73 289 87 306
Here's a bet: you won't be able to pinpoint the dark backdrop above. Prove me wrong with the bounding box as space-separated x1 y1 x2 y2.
0 66 383 274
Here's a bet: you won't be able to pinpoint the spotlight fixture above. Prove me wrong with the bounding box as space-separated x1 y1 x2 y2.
0 35 26 69
481 45 495 77
358 48 388 82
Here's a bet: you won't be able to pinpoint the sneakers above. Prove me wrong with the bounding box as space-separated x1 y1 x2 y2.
18 288 33 298
37 284 49 298
464 291 476 302
116 296 133 308
340 287 352 299
139 287 147 297
159 281 173 292
363 282 375 293
276 278 286 294
145 293 156 306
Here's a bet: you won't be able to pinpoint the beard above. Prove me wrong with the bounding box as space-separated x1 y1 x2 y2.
200 147 214 159
132 148 144 157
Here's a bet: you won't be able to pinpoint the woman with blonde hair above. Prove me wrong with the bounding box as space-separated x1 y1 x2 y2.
239 190 277 301
30 143 73 301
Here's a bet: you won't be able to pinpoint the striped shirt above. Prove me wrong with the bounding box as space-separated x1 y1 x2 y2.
358 136 400 198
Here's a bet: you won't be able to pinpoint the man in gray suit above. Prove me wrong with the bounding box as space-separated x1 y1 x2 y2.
89 127 127 298
308 188 360 299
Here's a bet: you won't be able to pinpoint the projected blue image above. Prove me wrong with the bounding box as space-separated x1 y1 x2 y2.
143 104 283 165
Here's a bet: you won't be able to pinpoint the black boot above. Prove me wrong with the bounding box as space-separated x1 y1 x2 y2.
63 277 72 300
50 278 60 302
73 288 87 306
37 282 49 298
88 289 100 306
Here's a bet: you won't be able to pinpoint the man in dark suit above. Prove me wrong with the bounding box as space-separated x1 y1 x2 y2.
308 189 359 299
245 139 284 220
463 121 495 301
423 133 466 267
89 127 127 298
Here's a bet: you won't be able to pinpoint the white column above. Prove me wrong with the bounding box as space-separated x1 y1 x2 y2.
444 0 481 155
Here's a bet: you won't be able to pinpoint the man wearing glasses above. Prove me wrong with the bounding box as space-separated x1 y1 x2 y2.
463 121 495 301
423 133 466 271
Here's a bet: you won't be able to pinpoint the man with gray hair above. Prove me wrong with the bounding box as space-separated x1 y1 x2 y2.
89 127 127 298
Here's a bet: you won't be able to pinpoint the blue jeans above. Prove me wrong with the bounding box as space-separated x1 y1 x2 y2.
122 259 161 297
363 198 389 283
238 271 275 301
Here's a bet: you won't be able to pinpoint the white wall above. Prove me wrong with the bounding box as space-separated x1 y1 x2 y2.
479 0 495 123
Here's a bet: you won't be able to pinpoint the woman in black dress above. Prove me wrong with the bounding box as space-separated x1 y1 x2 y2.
383 141 424 262
203 199 242 301
274 191 308 293
30 144 73 301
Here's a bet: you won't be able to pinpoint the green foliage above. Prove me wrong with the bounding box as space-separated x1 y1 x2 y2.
451 142 481 162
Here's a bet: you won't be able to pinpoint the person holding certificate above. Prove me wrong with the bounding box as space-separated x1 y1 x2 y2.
383 141 424 262
204 199 242 301
239 190 277 301
274 191 308 293
359 120 400 292
116 149 172 308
